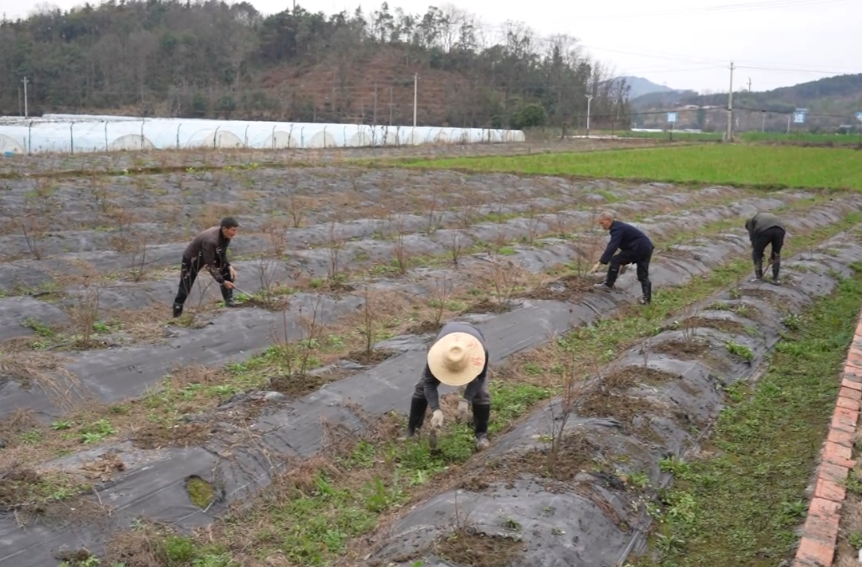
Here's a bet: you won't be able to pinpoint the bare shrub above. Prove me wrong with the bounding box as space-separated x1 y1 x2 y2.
388 214 409 275
492 228 510 252
448 228 465 267
570 233 587 276
273 292 327 377
485 252 523 309
252 217 291 306
19 215 46 260
326 220 346 283
426 188 441 234
430 276 453 327
67 272 102 348
132 174 150 195
261 218 288 258
457 202 478 230
641 338 652 369
106 206 148 281
546 336 589 473
680 303 702 345
553 207 570 238
525 202 541 244
88 177 112 213
358 284 384 361
283 192 308 228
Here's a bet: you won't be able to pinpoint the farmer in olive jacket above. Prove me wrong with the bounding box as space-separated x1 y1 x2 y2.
172 217 239 317
590 212 655 305
745 211 786 284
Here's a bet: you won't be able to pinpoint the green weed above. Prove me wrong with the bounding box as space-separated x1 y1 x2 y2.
634 273 862 567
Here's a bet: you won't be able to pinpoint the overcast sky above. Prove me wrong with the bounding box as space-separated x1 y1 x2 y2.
1 0 859 93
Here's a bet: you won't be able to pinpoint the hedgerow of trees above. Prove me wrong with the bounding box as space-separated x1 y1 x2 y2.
0 0 632 128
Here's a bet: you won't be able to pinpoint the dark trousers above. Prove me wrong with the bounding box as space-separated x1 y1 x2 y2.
173 256 233 306
752 227 785 280
409 377 491 437
606 246 653 303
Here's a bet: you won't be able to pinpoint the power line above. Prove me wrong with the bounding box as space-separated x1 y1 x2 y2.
569 0 853 21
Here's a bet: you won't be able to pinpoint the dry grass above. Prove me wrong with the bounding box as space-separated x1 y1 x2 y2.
432 529 526 567
0 463 108 525
0 351 90 412
102 304 173 343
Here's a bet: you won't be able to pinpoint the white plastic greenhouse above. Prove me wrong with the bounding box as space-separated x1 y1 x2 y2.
0 114 526 155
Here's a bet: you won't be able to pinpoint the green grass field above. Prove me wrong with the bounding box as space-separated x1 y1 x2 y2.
399 144 862 190
610 130 862 145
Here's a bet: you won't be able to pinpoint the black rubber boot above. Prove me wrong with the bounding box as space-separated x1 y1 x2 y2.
753 259 763 281
406 397 428 438
221 286 236 307
771 259 781 285
594 264 620 290
639 280 652 305
473 404 491 449
172 303 183 318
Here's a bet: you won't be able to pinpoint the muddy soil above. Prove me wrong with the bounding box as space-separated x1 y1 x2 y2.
520 273 597 301
434 529 527 567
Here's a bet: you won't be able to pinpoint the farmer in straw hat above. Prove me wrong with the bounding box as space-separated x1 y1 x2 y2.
405 321 492 450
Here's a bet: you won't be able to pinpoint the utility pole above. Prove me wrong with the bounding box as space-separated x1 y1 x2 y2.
748 77 752 92
373 82 378 126
726 62 734 142
761 110 766 132
412 73 418 129
22 77 29 118
585 94 594 138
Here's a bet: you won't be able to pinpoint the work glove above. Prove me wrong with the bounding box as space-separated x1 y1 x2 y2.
229 265 237 281
430 409 444 429
456 400 470 422
589 262 602 274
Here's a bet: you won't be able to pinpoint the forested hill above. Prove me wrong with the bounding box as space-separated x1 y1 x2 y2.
687 74 862 114
0 1 631 129
631 74 862 119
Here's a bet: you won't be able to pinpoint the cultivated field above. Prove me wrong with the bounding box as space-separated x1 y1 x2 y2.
2 141 862 567
401 143 862 190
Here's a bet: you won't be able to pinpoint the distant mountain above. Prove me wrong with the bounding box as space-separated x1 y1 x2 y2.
629 73 862 132
630 89 699 110
682 73 862 114
619 76 678 99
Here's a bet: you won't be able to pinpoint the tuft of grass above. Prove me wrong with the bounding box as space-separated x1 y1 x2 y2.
186 475 216 509
397 145 862 190
632 269 862 567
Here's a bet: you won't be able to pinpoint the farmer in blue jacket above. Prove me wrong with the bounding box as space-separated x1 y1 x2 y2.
590 211 655 304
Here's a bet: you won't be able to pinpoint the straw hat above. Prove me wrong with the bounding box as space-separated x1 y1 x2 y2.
427 332 486 387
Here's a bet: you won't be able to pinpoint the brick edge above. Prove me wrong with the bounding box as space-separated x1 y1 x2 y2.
791 315 862 567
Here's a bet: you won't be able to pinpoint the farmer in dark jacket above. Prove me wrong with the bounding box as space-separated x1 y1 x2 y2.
172 217 239 317
590 212 655 304
745 211 786 284
405 321 491 450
